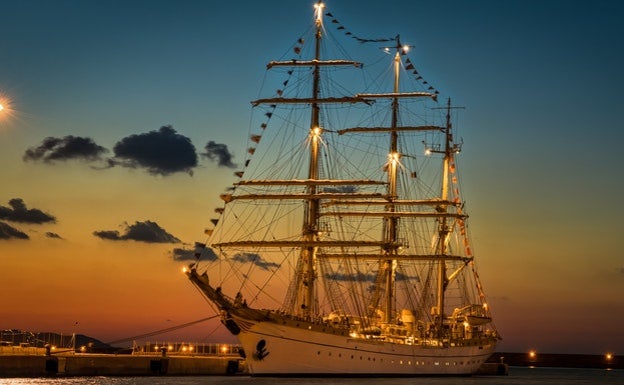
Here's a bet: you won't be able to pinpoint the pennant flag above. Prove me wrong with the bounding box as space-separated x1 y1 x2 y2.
276 89 283 96
260 123 267 129
406 64 414 70
250 135 262 143
287 70 293 75
337 26 345 30
283 80 289 86
294 46 301 54
204 229 214 236
210 219 219 226
234 171 244 177
265 112 273 118
248 148 256 155
214 207 224 214
245 159 250 167
298 38 304 44
325 12 333 17
219 194 233 203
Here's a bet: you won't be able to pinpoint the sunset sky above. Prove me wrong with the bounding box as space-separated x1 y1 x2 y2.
1 0 623 355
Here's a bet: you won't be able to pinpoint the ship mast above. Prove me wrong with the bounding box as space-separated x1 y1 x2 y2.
430 98 462 333
300 0 325 318
381 36 405 324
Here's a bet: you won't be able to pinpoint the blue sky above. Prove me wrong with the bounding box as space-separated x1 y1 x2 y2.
1 0 623 354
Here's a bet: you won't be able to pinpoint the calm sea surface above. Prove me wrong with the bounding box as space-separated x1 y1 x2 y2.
0 367 622 385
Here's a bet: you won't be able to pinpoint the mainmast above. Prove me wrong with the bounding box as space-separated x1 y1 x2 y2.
381 36 406 324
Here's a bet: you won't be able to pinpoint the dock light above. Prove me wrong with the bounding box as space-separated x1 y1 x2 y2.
182 266 188 273
221 345 228 354
80 346 86 353
606 353 613 361
528 350 537 360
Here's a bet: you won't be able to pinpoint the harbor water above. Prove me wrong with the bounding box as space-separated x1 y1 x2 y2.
0 367 622 385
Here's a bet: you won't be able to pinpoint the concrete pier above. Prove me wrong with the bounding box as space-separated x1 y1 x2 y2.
0 354 245 377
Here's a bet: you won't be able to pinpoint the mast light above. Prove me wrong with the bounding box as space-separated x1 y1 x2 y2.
314 2 325 23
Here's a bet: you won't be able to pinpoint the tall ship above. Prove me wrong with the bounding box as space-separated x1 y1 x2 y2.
186 1 499 375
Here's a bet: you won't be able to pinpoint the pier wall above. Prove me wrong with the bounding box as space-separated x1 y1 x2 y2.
0 354 245 377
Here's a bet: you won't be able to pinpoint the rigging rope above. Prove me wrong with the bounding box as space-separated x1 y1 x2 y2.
104 315 220 346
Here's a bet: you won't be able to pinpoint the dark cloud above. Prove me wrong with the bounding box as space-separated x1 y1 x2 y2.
45 232 63 239
93 220 180 243
231 252 278 271
324 272 376 282
23 136 108 163
0 198 56 224
111 125 198 176
0 221 29 240
171 242 218 262
323 271 418 282
323 186 358 193
201 141 237 168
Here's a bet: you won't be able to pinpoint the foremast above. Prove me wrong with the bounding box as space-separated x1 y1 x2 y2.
301 0 324 319
246 1 370 320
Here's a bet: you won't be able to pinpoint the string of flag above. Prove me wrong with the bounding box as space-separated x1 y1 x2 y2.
325 11 440 96
325 12 393 43
449 155 488 304
203 37 307 238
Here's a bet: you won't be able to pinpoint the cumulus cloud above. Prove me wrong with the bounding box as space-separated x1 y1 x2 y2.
23 136 108 163
0 198 56 224
322 186 358 193
171 242 219 262
0 221 29 240
324 272 376 282
231 252 278 271
93 220 180 243
201 141 237 168
324 271 418 282
111 125 198 176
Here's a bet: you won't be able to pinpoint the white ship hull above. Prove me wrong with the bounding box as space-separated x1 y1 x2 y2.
233 314 496 376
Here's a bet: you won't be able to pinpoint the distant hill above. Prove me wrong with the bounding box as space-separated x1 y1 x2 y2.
1 329 124 353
